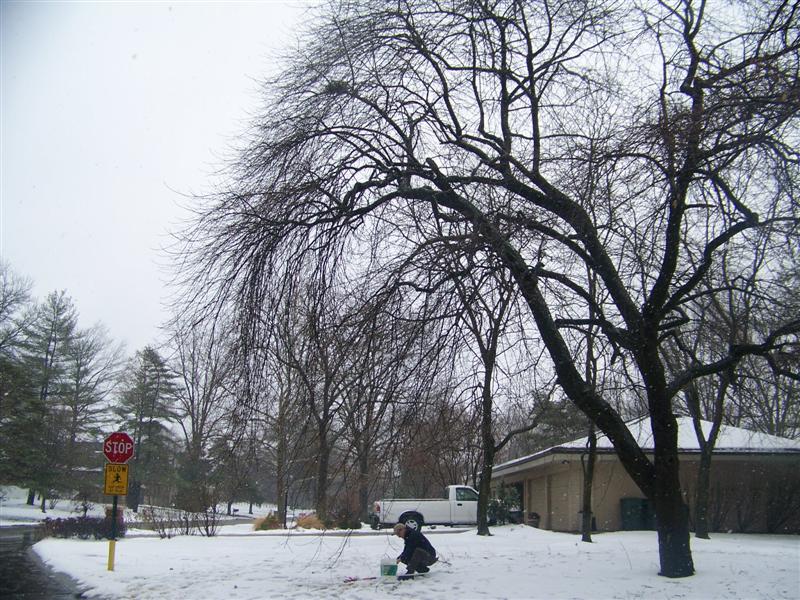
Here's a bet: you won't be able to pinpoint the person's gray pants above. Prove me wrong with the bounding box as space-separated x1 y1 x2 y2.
403 548 437 573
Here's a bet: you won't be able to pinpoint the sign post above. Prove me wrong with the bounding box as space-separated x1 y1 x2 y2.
102 432 134 571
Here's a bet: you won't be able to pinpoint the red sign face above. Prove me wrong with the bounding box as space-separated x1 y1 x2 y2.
103 432 135 464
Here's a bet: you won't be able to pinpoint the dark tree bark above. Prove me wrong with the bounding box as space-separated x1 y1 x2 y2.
689 374 729 539
476 362 497 537
581 426 597 543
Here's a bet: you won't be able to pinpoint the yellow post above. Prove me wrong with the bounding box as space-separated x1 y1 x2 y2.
107 539 116 571
107 494 119 571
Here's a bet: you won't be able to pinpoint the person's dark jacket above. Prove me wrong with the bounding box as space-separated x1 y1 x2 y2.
399 528 437 563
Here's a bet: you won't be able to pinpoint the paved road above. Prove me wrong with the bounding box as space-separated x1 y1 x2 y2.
0 526 85 599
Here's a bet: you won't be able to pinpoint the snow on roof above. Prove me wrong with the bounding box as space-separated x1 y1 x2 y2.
565 416 800 452
494 416 800 474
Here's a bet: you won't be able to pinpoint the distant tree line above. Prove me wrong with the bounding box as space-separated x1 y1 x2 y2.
0 263 247 514
0 260 586 522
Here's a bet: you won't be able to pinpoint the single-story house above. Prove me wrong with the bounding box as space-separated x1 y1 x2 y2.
491 417 800 534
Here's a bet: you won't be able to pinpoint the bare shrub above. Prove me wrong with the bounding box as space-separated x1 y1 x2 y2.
707 484 734 532
140 506 184 539
296 513 325 530
39 515 126 540
255 513 282 530
735 488 763 533
179 511 196 536
198 505 220 537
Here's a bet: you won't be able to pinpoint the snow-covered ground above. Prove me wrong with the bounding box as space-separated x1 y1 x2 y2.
3 487 798 599
30 525 799 599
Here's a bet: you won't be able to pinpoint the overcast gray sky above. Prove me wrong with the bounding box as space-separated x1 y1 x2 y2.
1 1 307 352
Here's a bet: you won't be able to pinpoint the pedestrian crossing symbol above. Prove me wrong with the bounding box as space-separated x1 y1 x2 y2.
104 463 129 496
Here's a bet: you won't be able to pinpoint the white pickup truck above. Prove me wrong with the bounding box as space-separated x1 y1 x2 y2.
370 485 479 530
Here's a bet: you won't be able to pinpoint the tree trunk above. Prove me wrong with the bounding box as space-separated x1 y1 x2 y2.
651 411 695 577
276 470 287 527
315 427 330 521
40 494 47 513
465 195 695 575
127 480 141 512
477 358 496 536
476 445 494 536
26 489 35 506
275 391 288 527
653 492 694 577
581 426 597 542
275 439 287 526
358 441 370 523
582 281 597 544
688 372 729 540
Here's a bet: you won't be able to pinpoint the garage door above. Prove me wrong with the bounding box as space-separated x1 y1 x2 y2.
547 475 571 531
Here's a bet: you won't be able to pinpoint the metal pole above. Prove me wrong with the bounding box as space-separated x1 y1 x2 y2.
107 495 118 571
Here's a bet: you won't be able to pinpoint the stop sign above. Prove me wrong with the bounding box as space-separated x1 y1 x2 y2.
103 432 135 464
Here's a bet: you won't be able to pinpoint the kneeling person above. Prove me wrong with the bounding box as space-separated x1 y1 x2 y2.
394 523 437 575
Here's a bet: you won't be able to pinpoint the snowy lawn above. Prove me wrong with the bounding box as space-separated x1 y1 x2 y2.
33 524 799 599
0 485 279 527
1 487 109 525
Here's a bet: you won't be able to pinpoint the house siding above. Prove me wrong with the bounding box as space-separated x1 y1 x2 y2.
679 456 800 533
494 452 800 534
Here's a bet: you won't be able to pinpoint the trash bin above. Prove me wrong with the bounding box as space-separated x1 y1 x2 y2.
620 498 655 530
620 498 642 530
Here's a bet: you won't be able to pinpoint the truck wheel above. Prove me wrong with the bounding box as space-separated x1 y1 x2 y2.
370 516 380 530
400 513 423 531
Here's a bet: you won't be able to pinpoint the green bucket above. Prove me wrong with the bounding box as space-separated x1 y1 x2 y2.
380 560 398 576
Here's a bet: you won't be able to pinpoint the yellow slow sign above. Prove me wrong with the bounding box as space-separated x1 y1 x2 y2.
104 463 129 496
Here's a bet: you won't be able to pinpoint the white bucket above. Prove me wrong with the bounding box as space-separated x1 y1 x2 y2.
380 558 398 577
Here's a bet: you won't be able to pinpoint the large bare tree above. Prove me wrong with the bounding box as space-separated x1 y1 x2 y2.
170 318 235 510
180 0 799 577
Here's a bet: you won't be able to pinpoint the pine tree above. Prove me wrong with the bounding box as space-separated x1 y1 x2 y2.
0 353 37 486
114 346 178 510
15 291 77 509
61 325 124 495
0 263 34 486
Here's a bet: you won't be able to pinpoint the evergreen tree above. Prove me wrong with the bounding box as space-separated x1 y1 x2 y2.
114 346 178 510
0 264 34 486
15 291 78 508
61 325 124 493
0 352 37 487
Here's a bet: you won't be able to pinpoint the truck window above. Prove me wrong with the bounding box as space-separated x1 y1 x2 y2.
456 487 479 501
